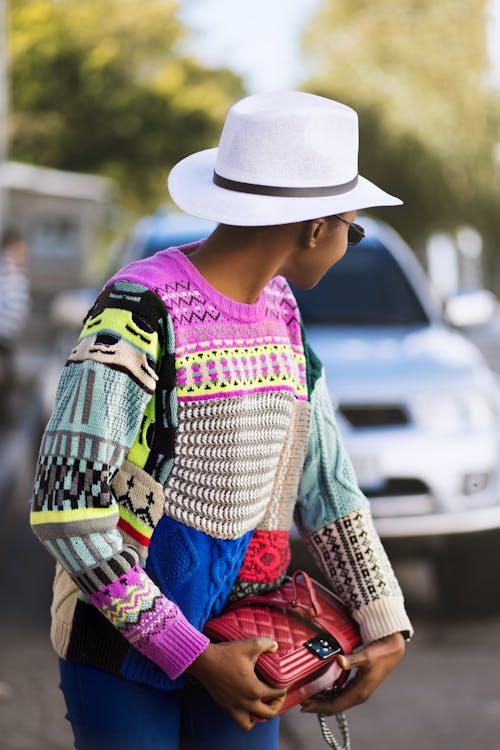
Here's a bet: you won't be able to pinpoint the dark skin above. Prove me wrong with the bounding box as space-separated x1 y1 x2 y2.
186 213 406 730
188 213 352 302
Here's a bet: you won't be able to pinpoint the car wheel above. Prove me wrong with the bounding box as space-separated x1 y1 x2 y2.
434 529 500 616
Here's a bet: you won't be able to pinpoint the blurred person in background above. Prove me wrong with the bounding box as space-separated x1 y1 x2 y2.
0 227 30 421
30 91 412 750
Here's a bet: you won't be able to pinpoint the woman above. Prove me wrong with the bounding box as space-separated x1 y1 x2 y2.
31 90 412 749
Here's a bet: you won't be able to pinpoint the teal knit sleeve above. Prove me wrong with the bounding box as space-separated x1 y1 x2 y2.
295 362 369 533
295 327 413 643
294 326 374 532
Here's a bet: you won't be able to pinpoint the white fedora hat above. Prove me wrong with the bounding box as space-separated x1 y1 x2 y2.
167 91 402 226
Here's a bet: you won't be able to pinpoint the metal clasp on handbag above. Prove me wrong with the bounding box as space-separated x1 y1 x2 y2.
304 634 343 660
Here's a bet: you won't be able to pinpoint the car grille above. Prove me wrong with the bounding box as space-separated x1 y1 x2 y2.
366 479 434 517
363 478 429 498
338 404 409 428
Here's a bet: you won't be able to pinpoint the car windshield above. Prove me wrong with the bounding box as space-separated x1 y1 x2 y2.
291 239 429 326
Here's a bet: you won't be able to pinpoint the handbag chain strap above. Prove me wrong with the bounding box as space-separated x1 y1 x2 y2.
318 712 351 750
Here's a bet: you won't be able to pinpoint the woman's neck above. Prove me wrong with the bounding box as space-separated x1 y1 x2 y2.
187 224 298 304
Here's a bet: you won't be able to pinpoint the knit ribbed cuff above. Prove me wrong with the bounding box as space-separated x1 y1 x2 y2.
353 596 414 644
137 609 210 680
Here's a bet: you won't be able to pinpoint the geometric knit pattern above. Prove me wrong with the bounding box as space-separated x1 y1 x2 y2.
88 563 176 631
111 459 166 560
175 343 306 400
87 562 209 679
236 530 291 583
31 242 413 692
73 545 140 596
306 507 405 610
225 572 289 605
32 454 115 512
42 528 135 584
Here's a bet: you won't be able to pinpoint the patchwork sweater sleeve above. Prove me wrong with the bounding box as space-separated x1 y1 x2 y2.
30 280 209 679
294 333 413 644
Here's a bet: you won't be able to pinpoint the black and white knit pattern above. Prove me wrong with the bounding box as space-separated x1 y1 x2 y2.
163 391 301 539
307 507 403 609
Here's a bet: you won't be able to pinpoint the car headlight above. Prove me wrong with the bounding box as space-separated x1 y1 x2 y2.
410 391 497 433
462 391 499 430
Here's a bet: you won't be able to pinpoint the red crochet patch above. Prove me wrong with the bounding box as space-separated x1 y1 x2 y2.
238 530 290 583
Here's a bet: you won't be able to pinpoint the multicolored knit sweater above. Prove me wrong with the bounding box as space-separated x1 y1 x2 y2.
31 242 412 691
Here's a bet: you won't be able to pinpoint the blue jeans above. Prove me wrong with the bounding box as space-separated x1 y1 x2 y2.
59 659 280 750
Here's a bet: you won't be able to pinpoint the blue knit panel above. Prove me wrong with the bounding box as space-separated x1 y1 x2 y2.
294 369 368 533
121 515 253 689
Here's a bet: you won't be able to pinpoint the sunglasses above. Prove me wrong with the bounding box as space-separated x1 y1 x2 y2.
335 215 365 246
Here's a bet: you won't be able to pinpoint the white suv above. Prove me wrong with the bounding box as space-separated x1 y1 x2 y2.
292 214 500 612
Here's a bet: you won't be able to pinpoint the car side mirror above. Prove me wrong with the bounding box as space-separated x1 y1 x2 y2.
444 288 497 328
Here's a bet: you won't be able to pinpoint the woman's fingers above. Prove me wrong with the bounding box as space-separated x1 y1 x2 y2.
189 638 287 729
233 693 287 731
244 637 287 701
262 694 287 711
302 671 378 714
246 636 278 663
301 632 406 715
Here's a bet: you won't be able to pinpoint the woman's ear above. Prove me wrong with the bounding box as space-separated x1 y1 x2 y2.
303 218 329 248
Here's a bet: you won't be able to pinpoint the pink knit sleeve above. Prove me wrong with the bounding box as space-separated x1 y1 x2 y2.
88 563 209 678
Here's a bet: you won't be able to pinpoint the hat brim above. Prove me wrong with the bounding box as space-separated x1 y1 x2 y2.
168 148 402 227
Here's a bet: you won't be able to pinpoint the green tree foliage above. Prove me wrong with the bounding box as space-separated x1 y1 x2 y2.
8 0 245 210
301 0 500 274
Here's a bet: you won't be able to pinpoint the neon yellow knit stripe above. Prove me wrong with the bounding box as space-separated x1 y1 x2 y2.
80 307 161 361
127 396 155 469
118 505 152 540
176 344 301 368
177 375 307 399
176 345 307 398
30 506 118 525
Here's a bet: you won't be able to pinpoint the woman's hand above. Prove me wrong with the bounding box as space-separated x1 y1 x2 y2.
300 632 406 715
187 637 287 731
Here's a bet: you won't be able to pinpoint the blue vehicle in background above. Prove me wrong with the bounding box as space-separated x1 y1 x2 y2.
48 208 500 612
116 210 218 266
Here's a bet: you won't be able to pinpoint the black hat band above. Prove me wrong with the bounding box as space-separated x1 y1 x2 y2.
213 172 359 198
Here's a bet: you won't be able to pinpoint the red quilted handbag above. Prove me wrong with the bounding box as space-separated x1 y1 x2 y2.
204 570 361 724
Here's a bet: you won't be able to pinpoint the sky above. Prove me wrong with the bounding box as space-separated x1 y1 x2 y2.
179 0 322 92
180 0 500 92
